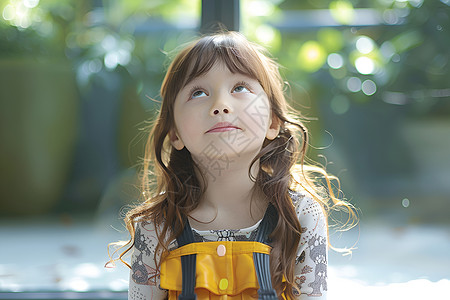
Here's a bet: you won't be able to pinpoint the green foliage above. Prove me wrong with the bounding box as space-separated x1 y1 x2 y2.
246 0 450 116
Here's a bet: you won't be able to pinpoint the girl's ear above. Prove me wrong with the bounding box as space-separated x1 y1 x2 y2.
169 129 185 150
266 113 281 140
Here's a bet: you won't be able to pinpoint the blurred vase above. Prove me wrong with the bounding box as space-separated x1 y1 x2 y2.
0 58 79 216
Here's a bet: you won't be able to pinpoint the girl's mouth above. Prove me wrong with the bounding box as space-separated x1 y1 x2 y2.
206 122 240 133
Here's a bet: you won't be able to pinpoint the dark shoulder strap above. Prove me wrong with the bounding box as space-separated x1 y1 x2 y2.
254 203 278 300
176 219 197 300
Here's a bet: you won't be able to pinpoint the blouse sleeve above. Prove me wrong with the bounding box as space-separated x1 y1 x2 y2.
291 191 328 299
128 221 168 300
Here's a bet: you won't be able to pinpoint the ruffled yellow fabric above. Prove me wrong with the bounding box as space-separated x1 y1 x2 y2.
160 241 285 299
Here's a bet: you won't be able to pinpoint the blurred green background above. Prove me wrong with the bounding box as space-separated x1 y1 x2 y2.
1 0 449 222
0 0 449 297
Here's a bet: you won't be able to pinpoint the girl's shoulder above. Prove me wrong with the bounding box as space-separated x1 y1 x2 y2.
288 188 326 223
134 218 178 256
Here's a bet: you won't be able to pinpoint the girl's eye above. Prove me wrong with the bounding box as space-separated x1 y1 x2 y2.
233 84 251 93
191 89 207 99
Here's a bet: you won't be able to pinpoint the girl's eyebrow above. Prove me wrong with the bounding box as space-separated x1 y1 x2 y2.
182 72 259 91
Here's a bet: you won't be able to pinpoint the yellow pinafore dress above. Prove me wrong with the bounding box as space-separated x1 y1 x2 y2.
159 204 287 299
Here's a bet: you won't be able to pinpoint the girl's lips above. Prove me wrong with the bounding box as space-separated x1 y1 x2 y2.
207 127 239 133
206 122 240 133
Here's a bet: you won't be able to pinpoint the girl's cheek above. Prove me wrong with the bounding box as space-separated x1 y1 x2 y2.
243 97 271 134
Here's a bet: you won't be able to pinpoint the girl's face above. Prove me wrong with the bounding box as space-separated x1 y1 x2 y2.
170 61 279 173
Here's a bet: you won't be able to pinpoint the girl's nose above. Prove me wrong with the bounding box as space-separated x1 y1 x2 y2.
213 108 229 115
210 92 232 116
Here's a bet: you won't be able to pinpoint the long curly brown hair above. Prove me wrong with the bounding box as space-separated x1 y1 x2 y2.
108 31 357 298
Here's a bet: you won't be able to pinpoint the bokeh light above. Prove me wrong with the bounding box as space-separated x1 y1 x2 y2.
329 0 355 25
327 53 344 69
402 198 410 208
297 41 327 73
361 79 377 95
1 0 41 28
64 278 90 292
23 0 39 9
246 0 275 16
347 77 362 92
255 24 281 50
355 56 375 75
356 36 375 54
2 4 14 20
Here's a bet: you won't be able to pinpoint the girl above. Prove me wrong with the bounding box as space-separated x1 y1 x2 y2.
110 31 355 299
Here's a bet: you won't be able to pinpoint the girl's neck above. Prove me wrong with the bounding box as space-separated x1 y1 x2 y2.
189 158 268 230
203 165 256 207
